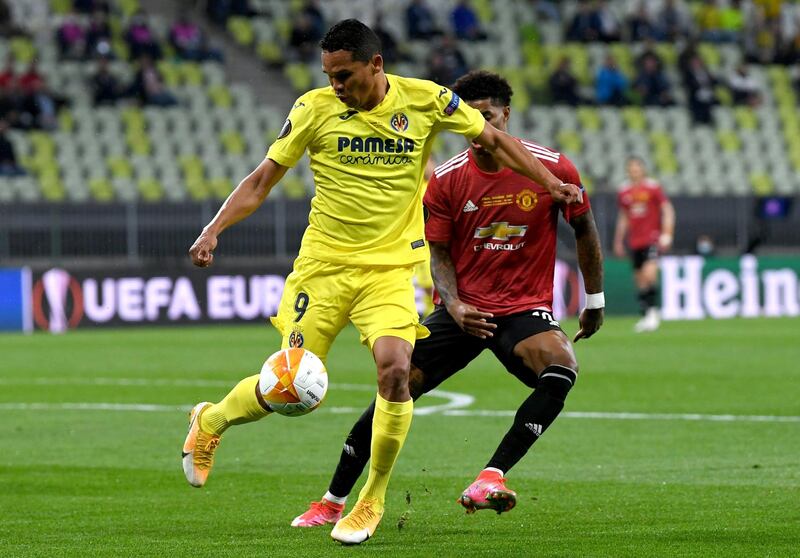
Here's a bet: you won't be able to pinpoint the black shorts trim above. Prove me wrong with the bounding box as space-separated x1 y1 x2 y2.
631 245 659 270
410 306 564 392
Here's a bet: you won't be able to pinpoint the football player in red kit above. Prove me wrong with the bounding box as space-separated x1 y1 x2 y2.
613 156 675 332
292 70 604 526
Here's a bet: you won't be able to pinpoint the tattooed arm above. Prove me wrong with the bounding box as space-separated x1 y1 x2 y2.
569 209 604 341
429 241 497 339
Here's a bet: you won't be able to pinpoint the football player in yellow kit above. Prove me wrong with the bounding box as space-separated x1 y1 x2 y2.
183 19 582 545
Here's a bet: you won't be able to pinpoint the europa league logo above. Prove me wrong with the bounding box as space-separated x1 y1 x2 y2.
33 268 83 332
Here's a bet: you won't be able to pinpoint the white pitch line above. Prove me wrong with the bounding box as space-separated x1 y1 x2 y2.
0 402 798 423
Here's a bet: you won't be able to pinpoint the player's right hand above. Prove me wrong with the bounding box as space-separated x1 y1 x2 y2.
446 300 497 339
189 230 217 267
549 182 583 204
573 308 604 342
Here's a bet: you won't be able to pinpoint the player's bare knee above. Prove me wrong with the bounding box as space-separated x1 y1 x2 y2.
376 358 411 399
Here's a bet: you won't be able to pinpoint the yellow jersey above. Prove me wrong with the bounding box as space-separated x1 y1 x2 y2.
266 74 486 266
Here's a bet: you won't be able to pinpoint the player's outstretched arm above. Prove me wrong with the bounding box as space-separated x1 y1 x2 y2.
430 241 496 339
570 209 604 342
472 124 582 204
189 158 288 267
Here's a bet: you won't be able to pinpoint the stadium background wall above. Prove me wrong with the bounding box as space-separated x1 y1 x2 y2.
3 255 797 332
0 194 799 261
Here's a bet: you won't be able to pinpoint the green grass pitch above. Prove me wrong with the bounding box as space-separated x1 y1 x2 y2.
1 317 798 557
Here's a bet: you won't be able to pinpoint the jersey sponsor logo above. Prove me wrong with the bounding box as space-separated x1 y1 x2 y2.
516 189 538 212
277 118 292 139
474 222 528 241
444 92 460 116
339 109 358 120
473 222 528 252
463 200 479 213
411 239 425 249
390 112 409 132
438 87 448 98
481 194 514 207
336 136 416 166
337 136 415 153
293 101 306 109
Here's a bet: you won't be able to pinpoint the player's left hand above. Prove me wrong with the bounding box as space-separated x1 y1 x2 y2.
549 182 583 204
573 308 604 342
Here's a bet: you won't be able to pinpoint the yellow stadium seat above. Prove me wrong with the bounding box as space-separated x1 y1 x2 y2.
716 129 741 152
138 178 164 202
750 173 774 195
89 178 115 202
108 156 133 179
220 130 245 155
227 17 254 47
209 85 233 108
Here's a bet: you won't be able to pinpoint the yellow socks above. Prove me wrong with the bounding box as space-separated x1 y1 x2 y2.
357 394 414 507
199 374 271 436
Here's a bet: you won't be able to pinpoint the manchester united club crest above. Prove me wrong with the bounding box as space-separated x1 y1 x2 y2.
390 112 409 132
516 189 538 212
288 329 304 348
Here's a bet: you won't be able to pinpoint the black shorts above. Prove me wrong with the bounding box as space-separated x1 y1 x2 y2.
631 245 659 270
410 305 564 393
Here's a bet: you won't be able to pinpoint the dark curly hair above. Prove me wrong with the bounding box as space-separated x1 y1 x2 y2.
451 70 513 107
319 19 382 63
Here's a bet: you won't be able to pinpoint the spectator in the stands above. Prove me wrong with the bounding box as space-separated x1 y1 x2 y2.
288 12 320 63
129 55 178 107
84 9 112 59
594 0 622 42
529 0 560 23
206 0 256 24
169 15 223 62
743 4 779 63
374 12 406 65
566 0 602 42
657 0 693 42
301 0 325 40
627 1 658 42
15 62 64 131
635 39 664 73
684 54 718 125
56 13 85 60
0 118 24 176
0 53 16 92
728 63 762 106
90 56 121 105
633 52 674 106
73 0 110 14
548 57 584 106
595 54 628 106
451 0 487 41
406 0 441 40
719 0 744 42
426 35 468 86
125 10 162 60
0 87 18 127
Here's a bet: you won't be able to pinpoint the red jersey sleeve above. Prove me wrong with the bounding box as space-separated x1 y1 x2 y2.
423 173 452 242
556 156 591 222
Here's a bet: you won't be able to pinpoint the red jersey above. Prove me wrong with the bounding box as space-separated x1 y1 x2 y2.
617 179 669 250
424 140 590 316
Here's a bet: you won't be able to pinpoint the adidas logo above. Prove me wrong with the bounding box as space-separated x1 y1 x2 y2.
525 423 543 437
463 200 479 213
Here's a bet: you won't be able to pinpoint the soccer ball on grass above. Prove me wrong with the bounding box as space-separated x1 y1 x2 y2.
259 348 328 417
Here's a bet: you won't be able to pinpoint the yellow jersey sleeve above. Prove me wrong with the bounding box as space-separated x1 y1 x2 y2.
431 87 486 139
266 94 317 167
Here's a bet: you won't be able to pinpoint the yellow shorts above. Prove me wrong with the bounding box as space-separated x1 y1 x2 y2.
270 256 430 363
